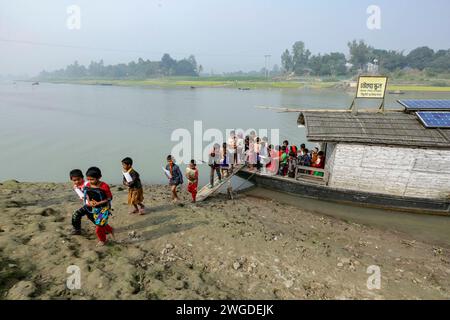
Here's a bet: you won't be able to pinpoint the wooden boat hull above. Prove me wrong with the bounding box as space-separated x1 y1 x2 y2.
237 170 450 216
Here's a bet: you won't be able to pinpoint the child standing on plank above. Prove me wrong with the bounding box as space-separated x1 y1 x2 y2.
121 157 145 215
185 160 199 203
166 155 183 203
70 169 93 235
84 167 114 246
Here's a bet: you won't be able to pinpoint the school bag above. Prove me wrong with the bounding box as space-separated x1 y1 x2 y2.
83 187 111 227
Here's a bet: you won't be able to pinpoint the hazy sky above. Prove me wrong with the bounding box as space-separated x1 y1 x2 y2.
1 0 450 76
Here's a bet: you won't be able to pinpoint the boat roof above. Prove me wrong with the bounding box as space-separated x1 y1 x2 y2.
298 111 450 149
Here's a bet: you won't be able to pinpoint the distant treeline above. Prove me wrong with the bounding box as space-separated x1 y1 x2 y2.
38 54 202 79
281 40 450 77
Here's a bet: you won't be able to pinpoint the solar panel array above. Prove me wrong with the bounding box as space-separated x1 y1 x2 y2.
416 112 450 128
398 100 450 111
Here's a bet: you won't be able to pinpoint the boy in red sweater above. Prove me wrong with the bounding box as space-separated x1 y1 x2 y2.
84 167 114 246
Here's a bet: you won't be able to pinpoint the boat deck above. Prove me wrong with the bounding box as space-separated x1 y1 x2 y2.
196 164 245 202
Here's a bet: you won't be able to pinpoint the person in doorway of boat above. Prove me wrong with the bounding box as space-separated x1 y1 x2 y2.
278 146 289 176
166 155 183 203
70 169 93 235
208 144 222 188
121 157 145 215
311 151 325 177
185 160 199 203
221 142 230 178
287 152 298 178
311 147 319 164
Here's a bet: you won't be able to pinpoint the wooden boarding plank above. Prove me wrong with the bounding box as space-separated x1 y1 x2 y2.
196 164 246 202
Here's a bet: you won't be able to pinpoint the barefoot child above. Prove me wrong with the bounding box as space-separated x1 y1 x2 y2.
185 160 199 203
84 167 114 246
121 157 145 215
166 155 183 203
70 169 93 235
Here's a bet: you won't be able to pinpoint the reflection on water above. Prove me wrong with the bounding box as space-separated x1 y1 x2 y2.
244 187 450 246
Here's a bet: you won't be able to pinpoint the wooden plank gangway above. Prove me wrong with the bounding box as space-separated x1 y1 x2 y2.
196 164 246 202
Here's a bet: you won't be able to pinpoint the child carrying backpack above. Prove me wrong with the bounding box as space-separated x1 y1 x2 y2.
83 167 114 246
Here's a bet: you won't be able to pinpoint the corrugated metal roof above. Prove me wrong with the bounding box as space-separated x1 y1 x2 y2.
298 111 450 148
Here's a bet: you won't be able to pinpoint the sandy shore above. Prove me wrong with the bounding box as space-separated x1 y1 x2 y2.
1 180 449 300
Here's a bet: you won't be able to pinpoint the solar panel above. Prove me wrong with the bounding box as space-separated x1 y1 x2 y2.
399 100 450 111
416 112 450 128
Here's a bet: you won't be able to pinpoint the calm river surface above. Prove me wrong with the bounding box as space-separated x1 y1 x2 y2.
2 80 449 184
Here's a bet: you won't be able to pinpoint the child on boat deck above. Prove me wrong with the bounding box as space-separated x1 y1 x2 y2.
227 131 238 171
84 167 114 246
244 136 250 165
283 141 290 155
221 142 230 177
298 148 312 174
166 155 183 203
121 157 145 215
287 152 298 178
236 132 245 164
208 144 222 188
185 160 199 203
279 146 288 176
70 169 93 235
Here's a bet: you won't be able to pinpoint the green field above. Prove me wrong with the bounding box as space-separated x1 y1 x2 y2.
45 77 450 92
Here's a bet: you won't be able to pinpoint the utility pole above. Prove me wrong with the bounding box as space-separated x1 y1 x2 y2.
264 55 271 80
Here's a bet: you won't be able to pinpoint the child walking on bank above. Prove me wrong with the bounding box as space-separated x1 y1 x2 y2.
70 169 93 235
185 160 199 203
84 167 114 246
166 155 183 203
121 157 145 215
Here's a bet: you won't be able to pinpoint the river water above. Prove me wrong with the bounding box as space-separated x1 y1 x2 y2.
1 81 449 243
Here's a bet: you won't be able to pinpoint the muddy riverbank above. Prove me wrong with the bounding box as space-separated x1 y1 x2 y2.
1 181 449 300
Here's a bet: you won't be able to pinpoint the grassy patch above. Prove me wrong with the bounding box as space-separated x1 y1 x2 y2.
388 85 450 92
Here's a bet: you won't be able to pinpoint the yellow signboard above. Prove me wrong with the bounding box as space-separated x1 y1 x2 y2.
356 76 388 99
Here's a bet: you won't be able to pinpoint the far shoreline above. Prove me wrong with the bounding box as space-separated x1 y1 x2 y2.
16 78 450 92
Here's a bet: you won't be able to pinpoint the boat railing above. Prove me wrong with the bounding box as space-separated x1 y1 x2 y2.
295 165 329 185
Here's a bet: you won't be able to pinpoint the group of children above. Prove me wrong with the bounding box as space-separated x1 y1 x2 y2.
276 142 326 178
68 139 323 246
70 156 199 246
206 132 327 188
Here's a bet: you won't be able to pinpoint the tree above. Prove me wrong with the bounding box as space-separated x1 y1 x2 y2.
161 53 177 76
174 59 197 76
348 40 373 71
308 52 347 76
281 49 293 73
292 41 311 75
427 50 450 73
187 55 198 73
406 46 435 70
372 49 407 72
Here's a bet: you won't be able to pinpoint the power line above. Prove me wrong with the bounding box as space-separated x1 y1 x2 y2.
0 37 274 58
